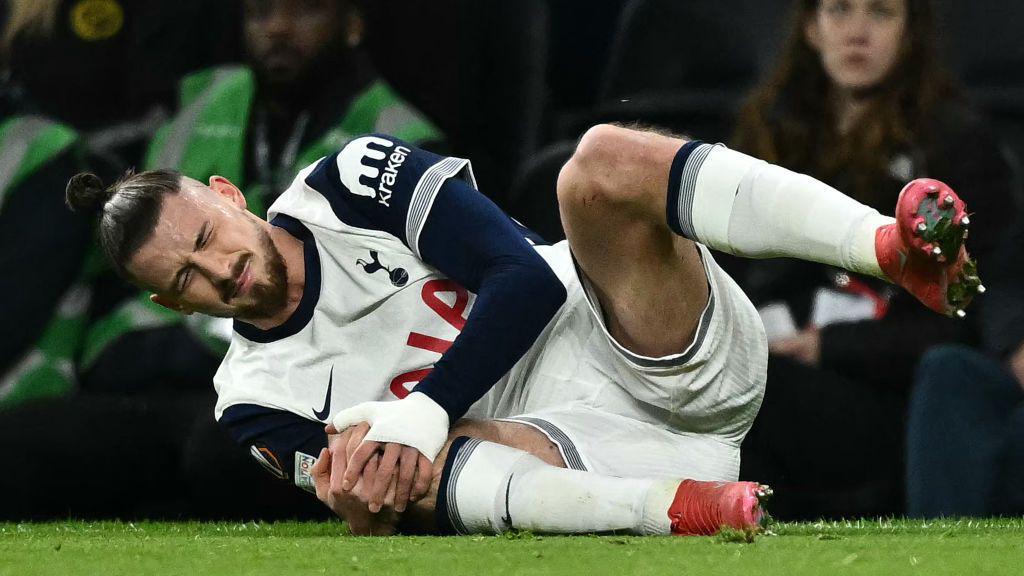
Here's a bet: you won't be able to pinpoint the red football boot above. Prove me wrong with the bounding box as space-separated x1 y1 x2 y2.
875 178 984 317
668 479 772 536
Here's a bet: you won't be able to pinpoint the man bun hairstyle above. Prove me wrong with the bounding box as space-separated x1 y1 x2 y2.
65 169 183 281
65 172 112 214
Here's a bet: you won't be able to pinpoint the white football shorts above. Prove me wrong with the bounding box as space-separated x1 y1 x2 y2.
467 239 768 481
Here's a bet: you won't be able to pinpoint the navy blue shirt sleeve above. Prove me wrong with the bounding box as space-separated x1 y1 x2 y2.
220 404 327 490
305 134 567 420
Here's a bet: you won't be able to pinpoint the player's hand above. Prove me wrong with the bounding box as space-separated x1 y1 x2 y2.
323 430 430 513
769 328 821 367
310 446 398 535
343 440 431 513
319 422 374 509
320 422 399 514
323 422 432 513
324 421 372 500
329 391 448 511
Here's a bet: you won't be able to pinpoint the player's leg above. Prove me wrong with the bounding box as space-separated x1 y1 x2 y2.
558 124 980 327
392 418 768 537
556 125 709 358
416 417 569 518
496 407 774 535
403 415 768 537
501 407 745 482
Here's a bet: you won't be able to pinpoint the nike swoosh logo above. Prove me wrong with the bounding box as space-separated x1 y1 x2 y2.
313 366 333 421
501 473 514 529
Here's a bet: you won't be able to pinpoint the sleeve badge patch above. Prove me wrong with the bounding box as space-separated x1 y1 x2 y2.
249 443 289 481
294 451 319 494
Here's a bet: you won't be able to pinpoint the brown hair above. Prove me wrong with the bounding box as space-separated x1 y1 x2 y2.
66 169 182 280
732 0 958 207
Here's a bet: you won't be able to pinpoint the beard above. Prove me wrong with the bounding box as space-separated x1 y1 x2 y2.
231 220 290 321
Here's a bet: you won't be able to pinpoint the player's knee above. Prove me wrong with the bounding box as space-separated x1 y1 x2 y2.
498 423 566 468
448 419 565 468
558 124 658 211
561 124 626 202
530 436 566 468
575 123 629 163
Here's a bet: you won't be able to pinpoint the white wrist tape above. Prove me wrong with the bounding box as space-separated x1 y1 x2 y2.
330 391 451 461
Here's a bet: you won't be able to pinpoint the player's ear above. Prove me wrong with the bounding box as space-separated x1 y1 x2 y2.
209 175 247 210
150 293 195 316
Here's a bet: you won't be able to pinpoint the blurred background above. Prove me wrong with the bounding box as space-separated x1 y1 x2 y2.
1 0 1022 523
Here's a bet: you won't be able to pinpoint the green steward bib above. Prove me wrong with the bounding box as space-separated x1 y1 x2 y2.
0 116 92 408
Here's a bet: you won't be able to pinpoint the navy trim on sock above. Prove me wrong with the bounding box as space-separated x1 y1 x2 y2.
435 436 474 535
666 140 705 237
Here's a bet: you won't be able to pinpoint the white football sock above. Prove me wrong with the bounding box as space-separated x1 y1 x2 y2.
667 142 895 277
438 437 679 535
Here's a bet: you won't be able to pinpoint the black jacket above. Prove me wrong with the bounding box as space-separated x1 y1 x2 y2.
978 218 1024 359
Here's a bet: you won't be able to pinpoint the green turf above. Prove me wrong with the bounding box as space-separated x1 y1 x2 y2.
1 519 1022 576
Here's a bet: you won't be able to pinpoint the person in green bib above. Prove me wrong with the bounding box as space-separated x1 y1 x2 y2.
87 0 446 379
0 95 94 409
147 0 445 214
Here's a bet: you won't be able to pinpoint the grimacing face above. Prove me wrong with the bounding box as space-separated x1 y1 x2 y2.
806 0 908 92
126 177 289 320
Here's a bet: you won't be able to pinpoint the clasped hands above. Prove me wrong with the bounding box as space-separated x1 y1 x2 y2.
310 391 449 523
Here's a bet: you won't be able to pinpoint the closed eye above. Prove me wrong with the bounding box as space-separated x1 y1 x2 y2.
180 228 214 292
171 221 210 295
201 225 213 249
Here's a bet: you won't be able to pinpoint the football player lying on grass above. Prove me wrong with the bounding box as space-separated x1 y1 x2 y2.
66 124 979 535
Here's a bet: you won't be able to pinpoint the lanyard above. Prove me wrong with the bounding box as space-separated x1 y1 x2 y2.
253 107 311 196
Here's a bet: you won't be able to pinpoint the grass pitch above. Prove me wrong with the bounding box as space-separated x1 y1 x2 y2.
2 519 1022 576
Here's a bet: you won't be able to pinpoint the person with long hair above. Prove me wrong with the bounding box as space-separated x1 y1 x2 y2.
732 0 1017 519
